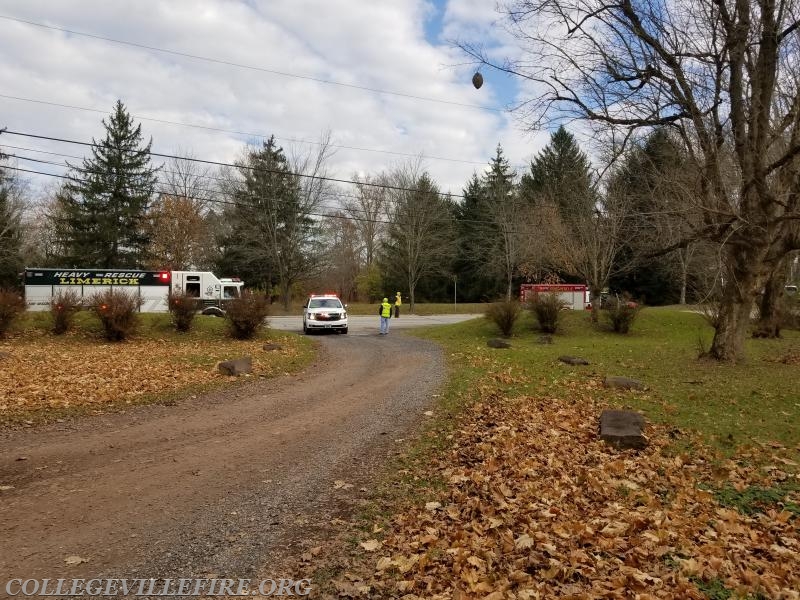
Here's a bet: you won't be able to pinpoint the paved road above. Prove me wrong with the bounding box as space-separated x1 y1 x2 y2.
0 333 446 588
269 313 479 334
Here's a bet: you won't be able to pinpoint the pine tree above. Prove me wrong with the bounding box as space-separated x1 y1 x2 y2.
220 136 316 308
0 158 23 287
61 100 158 267
482 145 524 300
520 126 595 218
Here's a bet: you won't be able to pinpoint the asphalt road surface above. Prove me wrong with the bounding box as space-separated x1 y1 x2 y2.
269 313 479 334
0 331 451 592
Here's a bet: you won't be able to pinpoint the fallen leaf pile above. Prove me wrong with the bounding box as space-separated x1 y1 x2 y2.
0 335 306 423
340 392 800 598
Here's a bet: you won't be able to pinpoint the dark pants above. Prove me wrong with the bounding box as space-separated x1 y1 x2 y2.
394 305 400 318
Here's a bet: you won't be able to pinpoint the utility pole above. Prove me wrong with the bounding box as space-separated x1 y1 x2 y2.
453 274 457 313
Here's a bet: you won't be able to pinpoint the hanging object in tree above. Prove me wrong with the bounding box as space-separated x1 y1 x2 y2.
472 71 484 89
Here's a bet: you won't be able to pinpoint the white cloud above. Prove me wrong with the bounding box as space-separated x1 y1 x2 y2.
0 0 550 198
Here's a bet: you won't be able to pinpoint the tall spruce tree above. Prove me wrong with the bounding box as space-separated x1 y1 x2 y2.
520 126 595 218
480 145 527 300
0 156 24 287
220 137 318 308
454 173 503 301
62 100 158 267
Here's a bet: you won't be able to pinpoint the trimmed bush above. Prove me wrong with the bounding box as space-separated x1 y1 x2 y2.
0 289 25 338
168 292 200 332
485 300 521 337
603 297 641 334
225 291 270 339
51 289 82 335
89 289 142 341
528 292 567 333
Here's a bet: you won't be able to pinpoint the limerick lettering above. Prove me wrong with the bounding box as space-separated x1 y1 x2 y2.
53 272 148 286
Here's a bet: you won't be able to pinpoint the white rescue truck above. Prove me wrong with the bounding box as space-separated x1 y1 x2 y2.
24 268 244 315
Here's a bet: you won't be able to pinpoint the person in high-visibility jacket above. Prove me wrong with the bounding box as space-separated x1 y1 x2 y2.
378 297 393 335
394 292 402 318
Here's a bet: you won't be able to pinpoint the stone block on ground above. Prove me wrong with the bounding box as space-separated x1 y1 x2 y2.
559 355 589 366
599 409 647 449
536 335 553 345
262 343 283 351
218 356 253 376
604 376 645 391
487 338 512 349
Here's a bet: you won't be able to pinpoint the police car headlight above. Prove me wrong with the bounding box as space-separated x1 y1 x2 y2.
341 311 347 319
307 312 315 320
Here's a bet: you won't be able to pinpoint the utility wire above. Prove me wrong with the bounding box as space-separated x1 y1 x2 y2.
0 93 501 167
0 15 503 113
1 129 471 199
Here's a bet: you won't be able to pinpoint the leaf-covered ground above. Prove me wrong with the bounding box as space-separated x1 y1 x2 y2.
315 311 799 599
0 314 314 425
340 392 799 598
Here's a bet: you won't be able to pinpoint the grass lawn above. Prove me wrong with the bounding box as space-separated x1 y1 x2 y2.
417 307 800 457
0 311 315 426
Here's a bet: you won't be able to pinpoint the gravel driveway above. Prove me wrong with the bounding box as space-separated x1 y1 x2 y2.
0 332 444 587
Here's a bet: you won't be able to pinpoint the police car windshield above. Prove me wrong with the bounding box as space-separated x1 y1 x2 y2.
308 298 342 309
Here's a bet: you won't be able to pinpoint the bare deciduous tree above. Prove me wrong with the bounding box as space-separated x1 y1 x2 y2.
464 0 800 361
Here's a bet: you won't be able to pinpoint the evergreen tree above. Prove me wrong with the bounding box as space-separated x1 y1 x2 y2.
608 129 694 304
220 137 318 308
520 125 595 218
61 100 159 267
454 173 503 301
0 158 23 287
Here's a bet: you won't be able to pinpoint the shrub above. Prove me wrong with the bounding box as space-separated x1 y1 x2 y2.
89 289 142 341
528 292 567 333
225 290 270 339
168 292 200 332
603 296 641 334
485 300 521 337
0 289 25 337
50 289 82 335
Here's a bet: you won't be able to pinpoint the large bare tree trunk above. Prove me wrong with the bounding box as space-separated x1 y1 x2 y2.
707 253 763 361
589 287 601 323
753 261 786 338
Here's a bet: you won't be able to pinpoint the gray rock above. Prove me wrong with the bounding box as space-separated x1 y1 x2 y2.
604 376 646 391
559 355 589 366
218 357 253 376
487 338 512 349
536 335 553 345
599 409 647 449
262 343 283 351
0 351 10 360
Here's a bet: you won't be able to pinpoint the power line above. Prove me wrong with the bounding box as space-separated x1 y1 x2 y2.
3 164 396 225
1 129 471 199
0 93 498 167
0 14 503 113
6 152 389 219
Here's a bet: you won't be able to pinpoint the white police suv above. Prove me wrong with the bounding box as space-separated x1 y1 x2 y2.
302 294 348 334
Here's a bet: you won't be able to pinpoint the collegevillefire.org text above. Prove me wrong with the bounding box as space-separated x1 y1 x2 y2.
4 578 312 597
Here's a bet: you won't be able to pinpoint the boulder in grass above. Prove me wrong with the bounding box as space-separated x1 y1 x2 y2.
487 338 512 349
599 409 647 449
218 356 252 376
536 335 553 345
559 355 589 366
604 376 646 391
262 343 283 351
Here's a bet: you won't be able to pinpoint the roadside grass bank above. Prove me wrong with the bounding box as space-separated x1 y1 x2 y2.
0 312 314 426
307 309 799 598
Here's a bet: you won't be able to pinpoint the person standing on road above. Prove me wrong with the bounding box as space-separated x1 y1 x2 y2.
379 297 393 335
394 292 402 318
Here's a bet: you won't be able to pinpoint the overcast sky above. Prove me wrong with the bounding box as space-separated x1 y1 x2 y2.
0 0 557 198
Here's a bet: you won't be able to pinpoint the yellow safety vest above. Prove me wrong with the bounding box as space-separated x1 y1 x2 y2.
381 302 392 318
